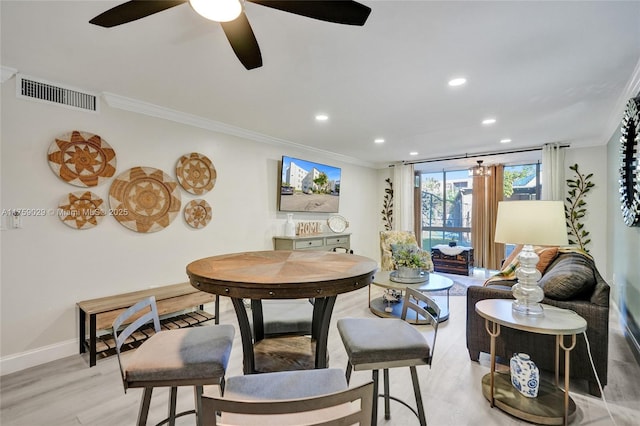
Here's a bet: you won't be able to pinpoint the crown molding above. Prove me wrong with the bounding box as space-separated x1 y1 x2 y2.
605 57 640 140
0 66 18 83
101 92 376 168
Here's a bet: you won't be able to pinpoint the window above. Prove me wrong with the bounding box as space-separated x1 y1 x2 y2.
503 163 541 201
417 161 543 255
501 163 542 258
419 170 472 251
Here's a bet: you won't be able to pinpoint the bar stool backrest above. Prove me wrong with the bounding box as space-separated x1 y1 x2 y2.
202 381 374 426
401 287 440 366
112 296 161 390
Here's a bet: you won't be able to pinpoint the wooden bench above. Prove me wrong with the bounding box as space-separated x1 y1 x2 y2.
77 282 219 367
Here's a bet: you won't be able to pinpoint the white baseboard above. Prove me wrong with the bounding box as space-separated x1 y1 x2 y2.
0 339 78 376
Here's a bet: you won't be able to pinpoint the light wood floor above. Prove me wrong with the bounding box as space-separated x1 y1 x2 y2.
2 286 639 425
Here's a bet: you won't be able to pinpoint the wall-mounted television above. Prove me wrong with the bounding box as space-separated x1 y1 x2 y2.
279 156 341 213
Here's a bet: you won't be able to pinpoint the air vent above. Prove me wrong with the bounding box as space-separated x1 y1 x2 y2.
16 74 98 113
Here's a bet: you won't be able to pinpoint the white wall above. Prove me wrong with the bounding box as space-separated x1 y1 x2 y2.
0 78 380 373
564 145 609 277
607 119 640 353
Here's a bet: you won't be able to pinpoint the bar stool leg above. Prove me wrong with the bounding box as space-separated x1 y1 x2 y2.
383 368 391 420
194 385 203 426
371 370 379 426
410 366 426 426
137 387 153 426
168 387 177 426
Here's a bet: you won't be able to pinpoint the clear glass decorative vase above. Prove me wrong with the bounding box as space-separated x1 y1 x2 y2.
284 213 296 237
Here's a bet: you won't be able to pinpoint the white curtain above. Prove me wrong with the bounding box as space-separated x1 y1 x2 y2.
541 143 565 201
393 163 415 232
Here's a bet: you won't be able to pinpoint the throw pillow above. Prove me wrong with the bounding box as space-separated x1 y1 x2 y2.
502 244 523 268
539 253 596 300
536 247 559 274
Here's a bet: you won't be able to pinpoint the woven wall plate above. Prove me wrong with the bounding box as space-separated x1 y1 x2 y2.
47 130 117 187
109 166 181 233
58 191 105 230
184 199 212 229
176 153 216 195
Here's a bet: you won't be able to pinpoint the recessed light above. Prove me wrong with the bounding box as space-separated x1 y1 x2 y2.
500 138 512 144
374 138 385 144
315 114 329 121
448 77 467 87
482 118 497 125
409 151 419 156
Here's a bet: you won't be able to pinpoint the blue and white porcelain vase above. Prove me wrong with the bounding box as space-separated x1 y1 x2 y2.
510 353 539 398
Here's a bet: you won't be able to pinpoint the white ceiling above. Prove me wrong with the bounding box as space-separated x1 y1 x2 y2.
2 1 639 169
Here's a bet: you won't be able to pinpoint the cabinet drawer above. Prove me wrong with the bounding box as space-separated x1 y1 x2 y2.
294 239 324 249
326 236 349 246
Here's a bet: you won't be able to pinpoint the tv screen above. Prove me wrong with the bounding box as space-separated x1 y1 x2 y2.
279 156 341 213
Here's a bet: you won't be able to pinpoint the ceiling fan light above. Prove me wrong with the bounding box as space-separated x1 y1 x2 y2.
190 0 242 22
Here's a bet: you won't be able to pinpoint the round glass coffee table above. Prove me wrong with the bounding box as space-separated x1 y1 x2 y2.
369 270 453 323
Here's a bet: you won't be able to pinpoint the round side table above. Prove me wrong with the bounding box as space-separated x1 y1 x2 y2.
370 270 453 322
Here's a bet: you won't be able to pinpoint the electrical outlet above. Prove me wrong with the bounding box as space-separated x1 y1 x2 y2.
11 212 22 229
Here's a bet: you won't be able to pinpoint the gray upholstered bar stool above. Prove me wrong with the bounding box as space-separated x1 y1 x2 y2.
113 296 235 426
337 288 440 426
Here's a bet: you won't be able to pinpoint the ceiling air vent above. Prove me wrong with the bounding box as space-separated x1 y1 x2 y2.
16 74 98 113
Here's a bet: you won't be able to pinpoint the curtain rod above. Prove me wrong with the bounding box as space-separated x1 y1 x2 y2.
397 144 570 166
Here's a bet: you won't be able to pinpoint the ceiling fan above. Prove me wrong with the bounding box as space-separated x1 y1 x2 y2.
89 0 371 70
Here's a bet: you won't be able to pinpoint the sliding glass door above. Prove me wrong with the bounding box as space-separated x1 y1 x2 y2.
419 170 472 251
417 163 541 253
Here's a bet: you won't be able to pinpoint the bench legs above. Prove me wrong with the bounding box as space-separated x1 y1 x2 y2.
78 309 98 367
79 309 86 355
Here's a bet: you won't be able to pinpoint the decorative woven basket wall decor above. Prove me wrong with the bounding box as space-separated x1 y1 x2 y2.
176 152 216 195
47 130 116 187
184 199 212 229
109 166 181 233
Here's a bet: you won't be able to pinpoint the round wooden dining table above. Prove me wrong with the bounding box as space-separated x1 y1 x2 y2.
187 250 377 374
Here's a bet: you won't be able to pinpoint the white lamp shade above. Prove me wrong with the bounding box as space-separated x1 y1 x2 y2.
190 0 242 22
494 201 569 246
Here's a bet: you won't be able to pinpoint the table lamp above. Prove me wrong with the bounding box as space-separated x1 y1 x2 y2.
494 200 568 316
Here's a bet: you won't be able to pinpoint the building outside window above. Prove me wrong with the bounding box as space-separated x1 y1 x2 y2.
419 169 472 251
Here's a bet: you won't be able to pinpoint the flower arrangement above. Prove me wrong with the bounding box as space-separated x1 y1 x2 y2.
393 245 429 269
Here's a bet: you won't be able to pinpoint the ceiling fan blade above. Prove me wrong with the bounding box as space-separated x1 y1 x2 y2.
221 12 263 70
248 0 371 26
89 0 187 27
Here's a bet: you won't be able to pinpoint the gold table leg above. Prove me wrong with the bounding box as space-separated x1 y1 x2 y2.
484 318 500 407
559 334 577 426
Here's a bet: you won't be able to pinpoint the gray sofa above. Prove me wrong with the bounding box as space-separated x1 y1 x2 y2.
466 250 609 396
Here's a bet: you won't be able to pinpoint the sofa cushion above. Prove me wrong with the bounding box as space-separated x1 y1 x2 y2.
539 253 596 300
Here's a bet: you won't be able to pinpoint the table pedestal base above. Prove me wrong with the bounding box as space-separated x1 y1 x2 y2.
481 373 576 425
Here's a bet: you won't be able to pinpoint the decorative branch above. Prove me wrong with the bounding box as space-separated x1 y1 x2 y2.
564 163 595 252
381 178 393 231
